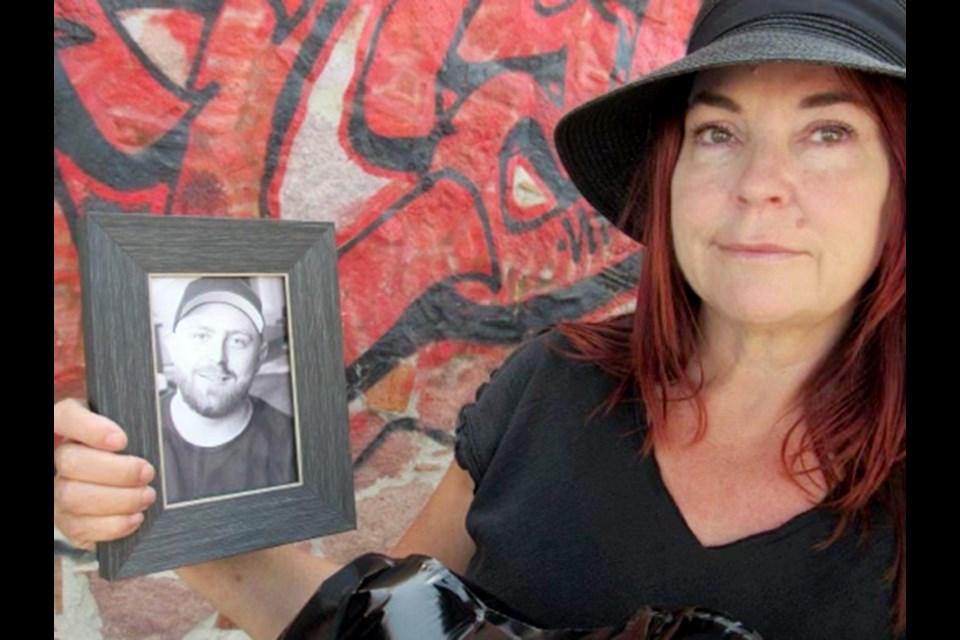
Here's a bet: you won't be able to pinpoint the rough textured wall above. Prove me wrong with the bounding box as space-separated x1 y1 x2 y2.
54 0 697 636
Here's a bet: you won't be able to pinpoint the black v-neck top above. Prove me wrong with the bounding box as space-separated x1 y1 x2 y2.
454 331 900 639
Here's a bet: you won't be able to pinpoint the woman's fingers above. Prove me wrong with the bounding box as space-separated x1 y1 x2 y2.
53 398 154 487
55 510 145 550
53 474 153 546
53 398 127 451
53 471 156 547
53 441 154 487
54 475 156 517
53 398 156 546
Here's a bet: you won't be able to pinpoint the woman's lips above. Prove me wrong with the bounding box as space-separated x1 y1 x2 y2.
716 242 805 261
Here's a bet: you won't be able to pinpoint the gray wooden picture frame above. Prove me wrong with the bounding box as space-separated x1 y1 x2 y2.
78 213 355 580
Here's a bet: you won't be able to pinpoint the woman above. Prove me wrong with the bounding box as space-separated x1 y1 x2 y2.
53 0 906 637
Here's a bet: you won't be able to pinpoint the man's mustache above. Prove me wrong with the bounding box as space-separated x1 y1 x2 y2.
194 365 237 381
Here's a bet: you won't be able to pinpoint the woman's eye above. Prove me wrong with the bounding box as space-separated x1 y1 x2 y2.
810 124 853 144
693 125 736 146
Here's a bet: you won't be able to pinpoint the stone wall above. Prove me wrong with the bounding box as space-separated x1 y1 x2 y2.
54 0 697 636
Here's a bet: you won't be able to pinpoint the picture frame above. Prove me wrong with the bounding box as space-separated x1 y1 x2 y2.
78 213 355 580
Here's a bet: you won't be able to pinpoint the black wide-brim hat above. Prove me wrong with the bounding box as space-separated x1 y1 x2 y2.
554 0 906 235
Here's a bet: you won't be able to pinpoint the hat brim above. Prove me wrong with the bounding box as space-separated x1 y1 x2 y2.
554 29 906 233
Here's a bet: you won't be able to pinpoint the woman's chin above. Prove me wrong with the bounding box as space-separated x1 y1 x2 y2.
701 296 850 336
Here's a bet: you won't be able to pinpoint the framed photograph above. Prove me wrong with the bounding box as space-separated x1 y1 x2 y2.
78 213 354 580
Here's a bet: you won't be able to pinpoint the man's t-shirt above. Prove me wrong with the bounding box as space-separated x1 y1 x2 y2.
160 392 298 504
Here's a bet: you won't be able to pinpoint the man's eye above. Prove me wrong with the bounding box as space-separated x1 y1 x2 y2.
189 331 211 342
228 335 253 349
693 124 735 146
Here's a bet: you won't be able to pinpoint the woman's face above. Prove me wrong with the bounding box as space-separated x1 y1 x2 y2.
670 63 891 334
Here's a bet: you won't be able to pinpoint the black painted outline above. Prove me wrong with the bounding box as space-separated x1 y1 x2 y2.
498 117 581 233
345 250 640 398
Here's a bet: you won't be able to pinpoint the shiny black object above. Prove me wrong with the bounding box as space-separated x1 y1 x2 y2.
280 554 763 640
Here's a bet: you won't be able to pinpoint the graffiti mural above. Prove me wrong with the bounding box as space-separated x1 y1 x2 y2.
55 0 698 631
55 0 695 416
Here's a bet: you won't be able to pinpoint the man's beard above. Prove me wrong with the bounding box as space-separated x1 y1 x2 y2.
174 366 255 418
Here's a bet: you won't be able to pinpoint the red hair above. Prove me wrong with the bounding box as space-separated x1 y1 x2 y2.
559 70 906 631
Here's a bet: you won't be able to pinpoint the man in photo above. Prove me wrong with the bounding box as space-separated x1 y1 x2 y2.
160 278 297 504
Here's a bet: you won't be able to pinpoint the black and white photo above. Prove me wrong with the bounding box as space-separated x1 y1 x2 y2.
150 276 300 505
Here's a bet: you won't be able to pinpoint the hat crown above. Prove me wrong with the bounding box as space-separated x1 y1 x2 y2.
174 278 265 333
689 0 905 67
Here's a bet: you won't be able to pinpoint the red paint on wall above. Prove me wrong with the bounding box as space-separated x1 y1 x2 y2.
359 0 462 139
53 202 85 405
55 2 195 152
338 176 496 363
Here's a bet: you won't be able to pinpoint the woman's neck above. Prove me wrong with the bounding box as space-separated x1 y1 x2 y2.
675 306 850 448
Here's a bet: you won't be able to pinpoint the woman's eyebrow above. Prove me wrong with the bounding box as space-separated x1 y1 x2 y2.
687 90 863 111
798 91 862 108
688 90 740 113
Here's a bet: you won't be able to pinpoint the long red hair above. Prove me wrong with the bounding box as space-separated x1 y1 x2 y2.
559 69 906 631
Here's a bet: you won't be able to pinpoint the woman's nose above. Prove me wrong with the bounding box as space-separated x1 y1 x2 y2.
734 141 793 210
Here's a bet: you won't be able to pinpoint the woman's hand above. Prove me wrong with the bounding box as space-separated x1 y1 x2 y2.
53 398 477 640
53 399 157 549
